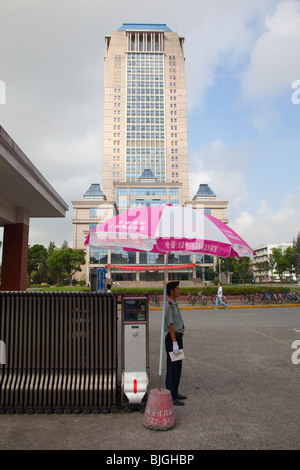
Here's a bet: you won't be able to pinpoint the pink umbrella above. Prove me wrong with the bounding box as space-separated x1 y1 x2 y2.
85 205 254 258
85 205 254 386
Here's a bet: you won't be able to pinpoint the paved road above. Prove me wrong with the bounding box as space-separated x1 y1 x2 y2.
0 305 299 451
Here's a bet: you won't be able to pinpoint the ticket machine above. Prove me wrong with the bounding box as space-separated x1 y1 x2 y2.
121 296 149 412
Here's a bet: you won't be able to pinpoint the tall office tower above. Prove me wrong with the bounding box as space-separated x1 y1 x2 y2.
102 23 189 207
72 24 229 284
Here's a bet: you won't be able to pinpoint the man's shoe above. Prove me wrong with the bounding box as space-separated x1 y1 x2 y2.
176 393 187 400
173 399 185 406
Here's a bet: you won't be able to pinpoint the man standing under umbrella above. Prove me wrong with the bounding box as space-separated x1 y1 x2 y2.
164 281 187 406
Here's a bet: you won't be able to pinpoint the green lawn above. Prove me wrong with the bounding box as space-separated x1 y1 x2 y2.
28 286 90 292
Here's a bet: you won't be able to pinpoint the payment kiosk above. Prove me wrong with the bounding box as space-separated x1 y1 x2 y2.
121 296 149 412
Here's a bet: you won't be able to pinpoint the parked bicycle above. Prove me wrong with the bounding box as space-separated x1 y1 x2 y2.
252 291 265 304
197 291 207 306
240 292 254 305
272 291 283 303
187 292 197 305
146 291 160 307
265 290 283 304
283 290 300 303
260 292 270 304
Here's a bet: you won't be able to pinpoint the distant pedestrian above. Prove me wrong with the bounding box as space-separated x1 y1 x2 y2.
215 282 228 309
106 284 112 293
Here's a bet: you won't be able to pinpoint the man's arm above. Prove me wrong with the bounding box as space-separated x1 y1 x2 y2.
169 323 179 355
169 323 177 342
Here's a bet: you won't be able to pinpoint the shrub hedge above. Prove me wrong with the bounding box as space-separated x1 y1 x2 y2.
110 285 293 297
28 284 296 296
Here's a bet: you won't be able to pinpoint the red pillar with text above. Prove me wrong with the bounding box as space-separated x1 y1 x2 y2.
1 223 29 291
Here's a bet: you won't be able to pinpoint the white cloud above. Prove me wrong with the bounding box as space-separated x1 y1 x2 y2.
1 0 298 252
38 132 102 190
236 0 300 132
189 139 300 249
251 102 281 131
184 0 278 111
189 139 250 206
241 0 300 100
230 187 300 248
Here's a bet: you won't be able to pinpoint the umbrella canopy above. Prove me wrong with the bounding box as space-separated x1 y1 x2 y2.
85 205 254 389
85 205 254 259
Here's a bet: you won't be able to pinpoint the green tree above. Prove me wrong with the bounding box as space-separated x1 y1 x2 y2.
254 260 270 281
27 244 48 283
60 240 69 250
47 241 57 257
270 247 290 281
66 248 86 285
48 248 85 285
283 246 296 279
219 257 235 283
232 257 251 284
293 232 300 278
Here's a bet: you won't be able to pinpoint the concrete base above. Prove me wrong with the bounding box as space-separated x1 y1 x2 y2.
142 388 175 431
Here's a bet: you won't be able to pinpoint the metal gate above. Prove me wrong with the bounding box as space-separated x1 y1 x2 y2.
0 292 118 414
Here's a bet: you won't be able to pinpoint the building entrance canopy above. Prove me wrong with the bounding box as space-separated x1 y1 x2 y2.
0 126 68 291
0 126 68 226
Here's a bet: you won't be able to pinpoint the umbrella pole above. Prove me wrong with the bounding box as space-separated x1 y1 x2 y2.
158 252 169 390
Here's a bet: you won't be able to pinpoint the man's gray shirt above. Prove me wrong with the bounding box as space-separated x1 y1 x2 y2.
164 298 185 334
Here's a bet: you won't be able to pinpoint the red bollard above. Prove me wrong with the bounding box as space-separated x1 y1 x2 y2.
142 388 175 431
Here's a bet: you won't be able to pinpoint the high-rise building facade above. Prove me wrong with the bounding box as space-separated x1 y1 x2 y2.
102 23 189 207
72 24 229 285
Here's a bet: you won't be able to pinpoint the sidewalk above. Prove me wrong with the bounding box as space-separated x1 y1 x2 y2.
0 303 299 451
149 297 299 310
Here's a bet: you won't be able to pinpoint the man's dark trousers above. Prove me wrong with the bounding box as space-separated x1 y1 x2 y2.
165 332 183 400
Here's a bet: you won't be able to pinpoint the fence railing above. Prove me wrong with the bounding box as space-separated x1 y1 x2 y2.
0 292 118 414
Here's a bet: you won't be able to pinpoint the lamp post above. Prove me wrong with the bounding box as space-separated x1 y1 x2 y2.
218 258 221 282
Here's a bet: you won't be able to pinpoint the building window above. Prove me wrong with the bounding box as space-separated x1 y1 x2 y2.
169 188 179 195
89 247 108 264
90 208 97 218
195 254 214 264
168 252 191 264
130 188 167 196
111 248 136 264
117 188 127 195
118 199 127 207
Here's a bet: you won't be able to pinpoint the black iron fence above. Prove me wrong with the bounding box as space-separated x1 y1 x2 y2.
0 292 118 414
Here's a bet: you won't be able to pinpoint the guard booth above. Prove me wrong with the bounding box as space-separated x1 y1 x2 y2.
121 296 149 412
90 267 106 293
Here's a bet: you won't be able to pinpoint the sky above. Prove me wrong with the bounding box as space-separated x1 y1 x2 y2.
1 0 300 253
